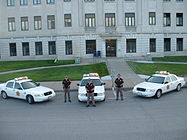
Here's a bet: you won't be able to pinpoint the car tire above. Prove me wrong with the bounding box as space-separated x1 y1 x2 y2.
176 84 181 92
155 90 162 99
102 98 106 102
1 91 8 99
26 95 34 104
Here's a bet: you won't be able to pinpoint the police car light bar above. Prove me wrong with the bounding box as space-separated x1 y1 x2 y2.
83 73 99 77
15 76 28 81
155 71 170 75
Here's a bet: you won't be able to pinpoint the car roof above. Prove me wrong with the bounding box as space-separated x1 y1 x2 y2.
152 74 175 78
7 79 32 84
82 77 100 80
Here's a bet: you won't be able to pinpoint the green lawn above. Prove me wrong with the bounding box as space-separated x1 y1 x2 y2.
0 60 74 72
0 63 109 82
153 56 187 62
128 61 187 76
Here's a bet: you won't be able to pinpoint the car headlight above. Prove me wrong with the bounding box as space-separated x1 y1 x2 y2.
146 89 156 92
98 93 104 96
34 94 44 97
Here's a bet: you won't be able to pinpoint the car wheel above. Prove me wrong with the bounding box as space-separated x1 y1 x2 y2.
102 98 106 102
155 90 162 99
26 95 34 104
1 91 8 99
176 84 181 92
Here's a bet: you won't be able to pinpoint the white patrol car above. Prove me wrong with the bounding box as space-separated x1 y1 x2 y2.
133 71 186 99
0 77 56 104
77 73 105 102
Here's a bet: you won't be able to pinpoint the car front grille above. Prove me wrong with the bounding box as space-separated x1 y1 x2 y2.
86 93 97 96
44 91 52 96
137 88 146 92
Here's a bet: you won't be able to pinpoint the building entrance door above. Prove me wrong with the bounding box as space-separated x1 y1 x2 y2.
106 40 116 57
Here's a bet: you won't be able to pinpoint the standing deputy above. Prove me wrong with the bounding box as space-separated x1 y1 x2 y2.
85 79 96 107
114 74 124 100
62 76 71 102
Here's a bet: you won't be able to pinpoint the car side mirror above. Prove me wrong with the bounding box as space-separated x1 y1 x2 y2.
101 83 105 85
164 82 168 84
36 83 40 86
18 88 23 90
77 84 80 86
145 78 148 82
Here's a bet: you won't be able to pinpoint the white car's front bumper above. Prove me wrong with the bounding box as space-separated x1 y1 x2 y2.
34 92 56 102
132 89 155 97
78 93 105 102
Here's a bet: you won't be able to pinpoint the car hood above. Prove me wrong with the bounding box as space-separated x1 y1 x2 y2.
134 82 163 89
78 86 105 94
25 86 53 94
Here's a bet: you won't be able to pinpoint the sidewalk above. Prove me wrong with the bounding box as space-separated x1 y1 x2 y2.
134 60 187 64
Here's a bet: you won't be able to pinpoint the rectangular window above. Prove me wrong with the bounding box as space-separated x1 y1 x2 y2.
33 0 41 4
86 40 96 54
8 17 16 31
48 41 56 55
85 14 95 28
163 0 170 1
35 42 43 55
150 38 156 52
34 16 42 30
65 41 73 55
176 38 183 51
46 0 54 4
84 0 95 2
64 14 72 27
64 0 71 2
104 0 115 1
105 13 115 27
21 17 29 31
125 13 135 27
22 42 30 56
176 0 183 1
47 15 55 29
20 0 28 5
164 38 171 52
9 43 17 56
7 0 15 6
176 13 183 26
126 39 136 53
164 13 171 26
149 12 156 25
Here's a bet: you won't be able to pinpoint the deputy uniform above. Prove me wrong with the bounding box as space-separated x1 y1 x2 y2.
115 76 124 100
85 81 96 107
62 78 71 102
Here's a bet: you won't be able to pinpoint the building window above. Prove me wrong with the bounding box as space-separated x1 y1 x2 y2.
176 0 183 1
46 0 54 4
164 38 171 52
105 13 115 27
9 43 17 56
20 0 28 5
34 16 42 30
64 14 72 27
48 41 56 55
84 0 95 2
7 0 15 6
150 39 156 52
85 14 95 28
164 13 171 26
176 38 183 51
21 17 29 31
65 41 73 55
47 15 55 29
64 0 71 2
22 42 30 56
149 12 156 25
126 39 136 53
33 0 41 4
8 17 16 31
176 13 183 26
163 0 170 1
125 13 135 27
104 0 115 1
35 42 43 55
86 40 96 54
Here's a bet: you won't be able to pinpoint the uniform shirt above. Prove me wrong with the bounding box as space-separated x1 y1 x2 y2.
115 78 124 88
62 79 71 89
86 83 95 93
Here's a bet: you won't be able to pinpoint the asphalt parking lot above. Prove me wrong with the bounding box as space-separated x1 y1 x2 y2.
0 89 187 140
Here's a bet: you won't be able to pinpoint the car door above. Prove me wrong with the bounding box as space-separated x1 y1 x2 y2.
14 82 26 99
4 82 15 97
163 76 172 93
170 75 179 90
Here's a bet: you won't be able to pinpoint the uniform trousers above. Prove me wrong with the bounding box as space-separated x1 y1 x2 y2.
116 87 123 100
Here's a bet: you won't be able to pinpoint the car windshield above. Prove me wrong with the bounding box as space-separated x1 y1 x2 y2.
80 79 102 86
21 81 38 89
146 76 165 84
